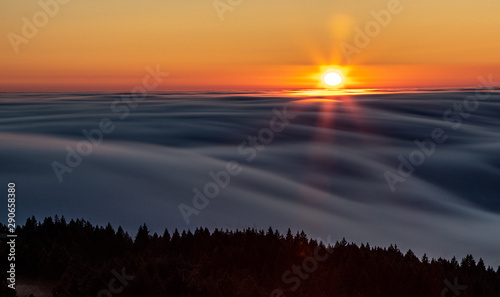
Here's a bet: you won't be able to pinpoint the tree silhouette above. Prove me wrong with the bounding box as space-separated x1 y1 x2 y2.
2 216 499 297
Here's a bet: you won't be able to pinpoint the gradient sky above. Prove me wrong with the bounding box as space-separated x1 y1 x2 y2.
1 0 500 91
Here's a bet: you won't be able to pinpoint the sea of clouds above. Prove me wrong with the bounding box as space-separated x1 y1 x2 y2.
0 90 499 266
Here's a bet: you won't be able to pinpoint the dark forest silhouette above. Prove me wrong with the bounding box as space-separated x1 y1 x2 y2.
1 216 499 297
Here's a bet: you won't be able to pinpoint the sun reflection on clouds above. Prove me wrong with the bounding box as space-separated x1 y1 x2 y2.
288 88 378 98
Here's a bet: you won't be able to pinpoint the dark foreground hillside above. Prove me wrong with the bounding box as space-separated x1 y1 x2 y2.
1 216 499 297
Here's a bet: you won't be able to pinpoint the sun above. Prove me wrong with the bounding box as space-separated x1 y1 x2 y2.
322 71 344 87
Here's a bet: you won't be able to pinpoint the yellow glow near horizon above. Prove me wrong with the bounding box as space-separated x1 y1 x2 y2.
1 0 500 91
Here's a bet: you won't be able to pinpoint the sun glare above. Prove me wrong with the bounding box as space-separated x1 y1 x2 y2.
323 71 344 87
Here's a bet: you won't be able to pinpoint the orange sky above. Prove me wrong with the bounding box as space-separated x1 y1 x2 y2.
1 0 499 91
